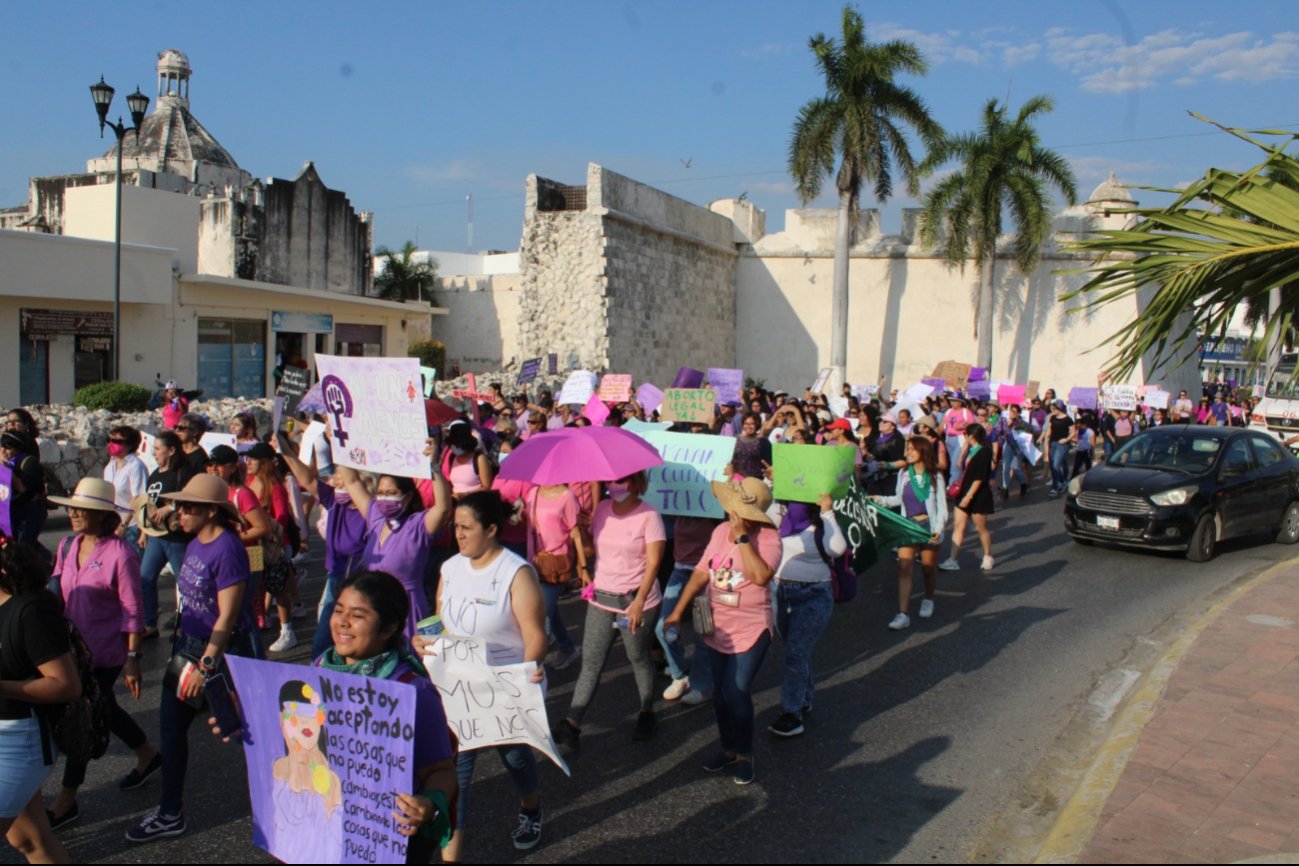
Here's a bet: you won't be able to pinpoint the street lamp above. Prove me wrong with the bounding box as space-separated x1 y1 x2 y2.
88 77 149 382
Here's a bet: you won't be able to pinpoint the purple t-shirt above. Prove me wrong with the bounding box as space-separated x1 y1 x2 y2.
361 502 436 636
901 482 928 519
177 529 252 639
317 482 369 574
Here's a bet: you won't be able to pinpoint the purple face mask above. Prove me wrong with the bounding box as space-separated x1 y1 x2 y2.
374 496 405 520
606 481 632 502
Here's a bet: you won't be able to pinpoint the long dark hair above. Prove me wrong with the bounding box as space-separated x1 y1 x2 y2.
379 475 422 519
337 570 409 650
907 435 938 476
0 538 53 597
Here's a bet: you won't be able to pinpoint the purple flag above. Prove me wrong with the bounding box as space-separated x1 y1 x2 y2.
0 464 10 537
671 367 705 389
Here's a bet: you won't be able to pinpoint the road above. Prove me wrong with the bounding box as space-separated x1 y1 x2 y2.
8 490 1295 864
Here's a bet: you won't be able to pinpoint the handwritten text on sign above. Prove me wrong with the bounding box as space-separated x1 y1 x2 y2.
313 354 431 479
426 637 569 775
771 443 857 503
658 388 717 424
225 657 418 865
633 429 735 518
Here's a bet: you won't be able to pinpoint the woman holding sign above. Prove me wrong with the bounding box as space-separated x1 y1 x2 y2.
872 437 948 630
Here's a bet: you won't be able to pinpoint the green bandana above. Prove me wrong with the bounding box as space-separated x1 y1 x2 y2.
906 464 931 503
316 645 428 680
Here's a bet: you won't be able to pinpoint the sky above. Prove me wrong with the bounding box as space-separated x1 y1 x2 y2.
4 0 1298 256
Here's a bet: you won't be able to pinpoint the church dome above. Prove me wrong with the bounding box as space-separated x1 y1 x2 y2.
1085 172 1136 212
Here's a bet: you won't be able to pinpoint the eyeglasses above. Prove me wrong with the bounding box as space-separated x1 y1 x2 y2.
527 418 543 425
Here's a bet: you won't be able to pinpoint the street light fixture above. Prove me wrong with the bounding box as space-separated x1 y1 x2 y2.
88 77 149 382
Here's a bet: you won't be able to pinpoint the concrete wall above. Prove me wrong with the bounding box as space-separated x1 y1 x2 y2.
430 273 522 369
63 184 201 272
419 251 520 277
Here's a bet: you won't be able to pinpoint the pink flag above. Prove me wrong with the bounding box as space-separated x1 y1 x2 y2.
583 394 611 425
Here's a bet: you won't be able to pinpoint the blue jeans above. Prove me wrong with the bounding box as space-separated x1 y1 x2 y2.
655 567 693 681
1000 450 1027 489
697 630 771 757
1049 442 1070 491
539 582 575 655
454 744 539 830
774 581 834 717
946 435 965 485
140 537 188 629
311 554 361 660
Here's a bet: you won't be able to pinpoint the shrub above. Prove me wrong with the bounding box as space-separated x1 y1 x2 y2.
407 339 447 378
72 381 152 413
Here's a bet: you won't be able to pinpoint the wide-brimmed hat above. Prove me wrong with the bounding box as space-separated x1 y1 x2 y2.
915 415 940 432
49 478 125 513
160 475 243 525
131 493 170 538
710 477 775 526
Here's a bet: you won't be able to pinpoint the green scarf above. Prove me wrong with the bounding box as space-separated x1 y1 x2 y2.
316 645 428 680
906 464 931 503
968 444 984 459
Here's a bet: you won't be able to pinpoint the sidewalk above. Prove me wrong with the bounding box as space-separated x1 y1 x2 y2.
1077 564 1299 863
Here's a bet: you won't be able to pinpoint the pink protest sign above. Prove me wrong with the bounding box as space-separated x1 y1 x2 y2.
598 374 633 403
997 384 1027 406
583 394 611 425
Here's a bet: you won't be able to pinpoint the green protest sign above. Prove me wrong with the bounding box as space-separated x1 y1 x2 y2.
832 478 935 572
771 443 857 503
659 388 717 424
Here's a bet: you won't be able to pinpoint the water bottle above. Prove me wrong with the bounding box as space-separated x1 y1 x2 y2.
664 624 680 643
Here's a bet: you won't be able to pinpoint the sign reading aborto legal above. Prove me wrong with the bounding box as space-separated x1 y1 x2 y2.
626 428 735 518
771 443 857 503
314 354 431 479
658 388 717 424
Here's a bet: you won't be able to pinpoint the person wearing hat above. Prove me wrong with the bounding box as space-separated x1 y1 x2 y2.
125 474 260 844
942 396 975 487
911 415 950 478
160 382 188 431
45 479 160 829
663 477 783 785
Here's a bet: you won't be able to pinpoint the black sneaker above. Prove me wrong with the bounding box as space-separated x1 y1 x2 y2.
733 758 755 786
703 751 738 772
119 753 163 790
46 802 79 831
768 712 805 738
1020 483 1028 497
632 710 657 741
551 719 580 751
511 808 542 850
125 808 186 843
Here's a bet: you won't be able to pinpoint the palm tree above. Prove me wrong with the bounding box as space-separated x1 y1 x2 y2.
374 241 438 302
918 95 1078 371
788 5 942 390
1064 119 1299 381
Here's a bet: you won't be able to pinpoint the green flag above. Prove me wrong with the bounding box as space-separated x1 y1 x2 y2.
832 478 935 572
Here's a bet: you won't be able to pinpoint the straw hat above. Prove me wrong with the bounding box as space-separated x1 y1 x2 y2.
48 478 125 513
710 477 775 526
130 492 171 538
160 475 243 525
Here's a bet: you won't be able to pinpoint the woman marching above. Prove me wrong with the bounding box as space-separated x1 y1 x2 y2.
939 423 995 573
872 437 948 630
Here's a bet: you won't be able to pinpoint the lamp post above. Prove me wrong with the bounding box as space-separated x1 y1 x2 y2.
88 77 149 382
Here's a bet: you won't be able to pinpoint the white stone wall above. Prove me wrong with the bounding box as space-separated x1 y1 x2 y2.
429 273 523 369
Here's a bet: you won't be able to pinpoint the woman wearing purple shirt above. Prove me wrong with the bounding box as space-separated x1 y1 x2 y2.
45 478 160 830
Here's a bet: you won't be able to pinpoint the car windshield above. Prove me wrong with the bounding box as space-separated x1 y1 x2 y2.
1266 367 1299 399
1109 431 1223 474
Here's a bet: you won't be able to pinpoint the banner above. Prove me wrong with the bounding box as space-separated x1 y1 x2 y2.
278 366 312 417
597 374 633 403
1068 387 1099 410
671 367 705 389
314 354 432 479
517 358 541 386
771 443 857 503
626 428 735 518
0 464 11 537
658 388 717 424
225 657 415 865
582 394 610 425
426 636 569 775
556 371 597 406
832 478 934 572
622 419 672 435
636 383 664 415
707 368 744 406
1102 384 1138 411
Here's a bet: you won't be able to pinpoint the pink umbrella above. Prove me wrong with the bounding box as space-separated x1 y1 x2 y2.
496 426 663 485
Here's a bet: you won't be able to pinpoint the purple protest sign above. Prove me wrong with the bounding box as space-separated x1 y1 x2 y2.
1068 387 1099 410
968 367 988 382
922 377 946 392
707 368 744 406
966 380 991 400
671 367 705 389
547 353 558 375
225 657 416 864
0 464 11 537
636 383 664 415
314 354 431 479
517 358 542 385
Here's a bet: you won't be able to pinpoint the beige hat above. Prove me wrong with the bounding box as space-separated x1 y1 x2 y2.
49 478 125 513
131 493 170 538
710 477 776 527
160 475 244 526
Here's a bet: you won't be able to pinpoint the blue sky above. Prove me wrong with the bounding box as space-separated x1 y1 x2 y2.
4 1 1298 255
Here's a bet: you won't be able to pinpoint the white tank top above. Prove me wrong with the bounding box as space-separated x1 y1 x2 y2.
439 547 529 665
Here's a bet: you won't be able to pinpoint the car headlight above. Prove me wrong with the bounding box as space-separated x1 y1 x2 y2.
1150 486 1197 507
1067 476 1083 497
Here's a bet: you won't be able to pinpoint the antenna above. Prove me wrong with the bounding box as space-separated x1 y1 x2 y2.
466 193 473 254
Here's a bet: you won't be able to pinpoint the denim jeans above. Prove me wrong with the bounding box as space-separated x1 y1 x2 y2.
1000 451 1027 489
774 581 834 717
454 744 539 830
655 567 693 681
946 435 965 485
311 554 361 660
698 630 771 757
1049 442 1071 492
539 582 575 655
140 537 188 629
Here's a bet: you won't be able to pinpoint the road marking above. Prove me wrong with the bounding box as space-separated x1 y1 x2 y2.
1032 555 1298 864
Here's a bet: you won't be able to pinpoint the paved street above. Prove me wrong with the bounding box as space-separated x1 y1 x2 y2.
7 488 1295 864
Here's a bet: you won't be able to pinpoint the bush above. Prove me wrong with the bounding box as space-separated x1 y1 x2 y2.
407 339 447 378
72 381 152 413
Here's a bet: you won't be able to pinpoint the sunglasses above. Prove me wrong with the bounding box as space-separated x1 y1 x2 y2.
175 425 192 432
108 437 128 444
527 418 543 425
177 502 209 515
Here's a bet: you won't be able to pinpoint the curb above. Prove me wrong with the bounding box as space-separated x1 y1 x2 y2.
1032 556 1298 864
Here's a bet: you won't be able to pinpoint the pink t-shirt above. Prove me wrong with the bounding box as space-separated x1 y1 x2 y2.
54 535 143 669
491 477 532 546
697 522 782 654
944 408 974 438
161 397 188 431
590 499 665 612
530 488 580 556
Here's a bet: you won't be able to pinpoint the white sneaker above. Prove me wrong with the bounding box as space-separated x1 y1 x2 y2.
681 689 710 705
918 598 935 619
938 558 961 571
550 646 581 671
663 677 691 701
888 613 911 631
269 629 298 653
981 555 995 571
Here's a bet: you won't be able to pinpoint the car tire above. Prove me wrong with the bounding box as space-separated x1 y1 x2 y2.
1275 501 1299 545
1187 513 1216 562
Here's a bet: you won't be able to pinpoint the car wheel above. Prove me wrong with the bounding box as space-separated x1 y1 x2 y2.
1275 501 1299 545
1187 513 1216 562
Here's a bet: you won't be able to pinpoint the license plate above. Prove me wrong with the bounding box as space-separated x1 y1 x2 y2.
1097 515 1120 531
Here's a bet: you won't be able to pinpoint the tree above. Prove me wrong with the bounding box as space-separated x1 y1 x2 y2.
918 95 1078 371
788 5 943 389
374 241 438 302
1064 119 1299 381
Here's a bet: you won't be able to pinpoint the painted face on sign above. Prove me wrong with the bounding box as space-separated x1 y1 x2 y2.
281 697 325 753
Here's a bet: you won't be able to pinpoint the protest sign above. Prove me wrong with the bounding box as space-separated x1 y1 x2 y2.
852 384 879 401
636 383 664 415
277 366 311 417
1254 383 1265 398
200 432 237 454
967 380 991 400
810 367 833 395
968 366 988 382
997 384 1027 406
902 383 935 403
931 361 973 389
450 373 494 406
0 464 11 536
547 353 558 375
419 367 437 398
831 478 934 572
671 367 705 389
659 388 717 424
1026 380 1040 401
772 443 857 503
625 428 735 518
225 657 415 865
271 396 285 435
1013 430 1042 466
707 368 744 405
425 636 569 775
1067 387 1099 410
297 421 328 464
557 371 597 406
582 394 610 425
1102 384 1138 411
828 396 850 419
517 358 541 386
598 374 633 403
622 418 672 435
137 431 158 473
921 378 947 393
1144 389 1170 410
314 354 432 479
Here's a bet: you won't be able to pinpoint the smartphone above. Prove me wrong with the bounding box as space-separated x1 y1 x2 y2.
204 670 246 742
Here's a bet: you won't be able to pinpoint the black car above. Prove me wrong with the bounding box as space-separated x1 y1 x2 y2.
1063 425 1299 561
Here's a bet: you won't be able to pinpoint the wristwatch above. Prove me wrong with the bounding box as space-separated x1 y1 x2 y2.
126 651 142 660
200 655 218 674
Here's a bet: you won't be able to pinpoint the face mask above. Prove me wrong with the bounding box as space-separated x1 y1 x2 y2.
607 481 632 503
334 490 352 506
375 496 405 519
497 451 510 464
451 445 467 457
107 442 129 457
